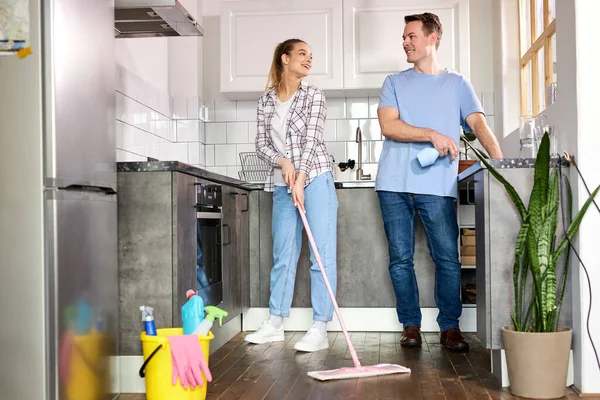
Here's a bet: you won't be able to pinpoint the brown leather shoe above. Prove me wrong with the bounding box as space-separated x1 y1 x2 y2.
400 326 422 348
441 328 469 352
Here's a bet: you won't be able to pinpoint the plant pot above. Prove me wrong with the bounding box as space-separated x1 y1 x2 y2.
459 159 477 173
502 325 572 399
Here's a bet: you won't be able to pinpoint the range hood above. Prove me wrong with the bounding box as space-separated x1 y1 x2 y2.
115 0 204 38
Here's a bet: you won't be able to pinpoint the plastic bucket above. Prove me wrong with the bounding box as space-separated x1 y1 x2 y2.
139 328 214 400
64 332 108 400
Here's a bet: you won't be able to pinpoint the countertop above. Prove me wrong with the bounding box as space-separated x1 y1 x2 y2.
457 157 569 182
116 161 379 189
118 158 568 190
117 161 263 190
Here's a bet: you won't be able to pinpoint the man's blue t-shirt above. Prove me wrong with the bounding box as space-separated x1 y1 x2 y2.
375 68 483 198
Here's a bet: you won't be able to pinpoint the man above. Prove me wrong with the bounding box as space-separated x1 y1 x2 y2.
376 12 503 352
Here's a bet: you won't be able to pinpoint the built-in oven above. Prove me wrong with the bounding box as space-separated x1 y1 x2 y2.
195 178 227 306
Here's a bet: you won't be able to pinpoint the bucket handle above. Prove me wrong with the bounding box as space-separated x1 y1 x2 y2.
139 344 163 378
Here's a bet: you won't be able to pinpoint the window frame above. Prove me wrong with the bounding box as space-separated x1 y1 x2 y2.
518 0 556 116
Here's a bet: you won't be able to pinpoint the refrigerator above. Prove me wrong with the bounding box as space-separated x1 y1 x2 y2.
0 1 119 399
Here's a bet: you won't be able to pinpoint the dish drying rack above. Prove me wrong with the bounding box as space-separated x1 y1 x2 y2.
238 152 270 182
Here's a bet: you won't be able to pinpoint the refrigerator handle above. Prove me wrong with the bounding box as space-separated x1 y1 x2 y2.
63 184 116 195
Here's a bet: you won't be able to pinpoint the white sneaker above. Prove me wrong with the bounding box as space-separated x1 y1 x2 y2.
294 326 329 352
245 320 284 344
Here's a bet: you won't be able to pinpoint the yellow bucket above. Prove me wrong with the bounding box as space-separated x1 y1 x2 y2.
140 328 213 400
65 332 108 400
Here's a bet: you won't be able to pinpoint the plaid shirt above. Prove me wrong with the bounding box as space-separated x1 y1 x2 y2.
255 80 332 192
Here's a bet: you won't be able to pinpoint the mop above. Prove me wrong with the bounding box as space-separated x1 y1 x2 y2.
297 205 411 381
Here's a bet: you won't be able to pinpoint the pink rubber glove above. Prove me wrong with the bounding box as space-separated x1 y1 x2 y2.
183 336 212 387
168 336 190 389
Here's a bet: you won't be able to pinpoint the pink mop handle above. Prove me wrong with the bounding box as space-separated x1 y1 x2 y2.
297 206 361 368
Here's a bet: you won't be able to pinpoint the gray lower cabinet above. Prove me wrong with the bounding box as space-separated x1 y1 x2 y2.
117 171 196 355
220 184 250 325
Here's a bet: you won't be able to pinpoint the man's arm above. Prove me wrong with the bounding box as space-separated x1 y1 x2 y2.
378 107 434 142
465 112 504 159
378 107 459 160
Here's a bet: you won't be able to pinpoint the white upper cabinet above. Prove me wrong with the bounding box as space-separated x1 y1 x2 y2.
342 0 470 89
220 0 344 95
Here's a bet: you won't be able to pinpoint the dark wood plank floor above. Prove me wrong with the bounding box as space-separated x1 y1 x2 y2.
120 331 599 400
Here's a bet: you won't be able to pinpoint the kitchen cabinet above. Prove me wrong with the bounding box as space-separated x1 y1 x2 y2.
220 184 250 324
220 0 470 94
220 0 344 94
342 0 471 89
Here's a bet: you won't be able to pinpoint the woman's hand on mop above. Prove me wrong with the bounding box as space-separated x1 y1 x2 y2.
292 173 306 212
278 158 296 187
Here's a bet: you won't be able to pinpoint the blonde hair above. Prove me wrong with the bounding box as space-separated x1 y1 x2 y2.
266 39 306 93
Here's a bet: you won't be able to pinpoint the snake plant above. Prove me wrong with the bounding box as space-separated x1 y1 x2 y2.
468 132 600 332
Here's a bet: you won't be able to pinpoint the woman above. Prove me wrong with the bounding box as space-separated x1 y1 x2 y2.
245 39 338 352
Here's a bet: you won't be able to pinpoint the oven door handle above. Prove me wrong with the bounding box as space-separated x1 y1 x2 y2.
217 224 231 246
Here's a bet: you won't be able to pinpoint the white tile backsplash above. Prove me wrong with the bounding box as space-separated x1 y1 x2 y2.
360 119 381 140
324 119 336 142
115 71 495 180
327 98 346 119
205 145 215 166
205 123 227 144
368 97 379 118
336 119 360 141
236 101 257 121
176 120 200 142
214 100 237 122
347 98 369 119
248 122 257 143
226 122 249 144
173 143 189 163
325 142 346 164
214 144 237 166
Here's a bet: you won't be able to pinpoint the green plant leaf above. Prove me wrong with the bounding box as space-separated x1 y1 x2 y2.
553 174 573 331
468 145 528 220
513 220 530 330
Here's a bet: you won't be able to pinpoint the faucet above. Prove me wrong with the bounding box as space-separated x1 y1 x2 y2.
355 127 372 180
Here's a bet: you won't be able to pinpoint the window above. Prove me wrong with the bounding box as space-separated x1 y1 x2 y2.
518 0 557 116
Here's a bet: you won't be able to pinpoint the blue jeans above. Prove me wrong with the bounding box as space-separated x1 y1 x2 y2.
377 191 462 332
269 172 338 322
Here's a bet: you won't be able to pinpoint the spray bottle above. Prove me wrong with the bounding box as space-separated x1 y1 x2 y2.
182 289 204 335
140 305 157 336
193 306 228 336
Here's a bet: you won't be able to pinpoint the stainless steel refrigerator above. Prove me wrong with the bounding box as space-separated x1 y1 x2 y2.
0 0 119 399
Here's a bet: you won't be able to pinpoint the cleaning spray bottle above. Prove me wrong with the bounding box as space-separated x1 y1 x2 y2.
193 306 228 336
140 305 157 336
182 289 204 334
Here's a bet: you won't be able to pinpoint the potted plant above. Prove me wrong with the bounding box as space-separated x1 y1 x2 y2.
468 133 599 399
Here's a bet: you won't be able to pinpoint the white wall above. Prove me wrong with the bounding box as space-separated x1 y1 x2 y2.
571 0 600 393
115 38 170 94
491 0 600 392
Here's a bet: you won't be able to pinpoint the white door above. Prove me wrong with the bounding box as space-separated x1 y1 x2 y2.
220 0 343 95
343 0 470 89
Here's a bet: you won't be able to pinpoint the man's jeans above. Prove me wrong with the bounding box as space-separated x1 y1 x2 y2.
269 172 338 322
377 191 462 332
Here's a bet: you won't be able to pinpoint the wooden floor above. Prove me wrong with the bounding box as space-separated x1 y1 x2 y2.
121 331 598 400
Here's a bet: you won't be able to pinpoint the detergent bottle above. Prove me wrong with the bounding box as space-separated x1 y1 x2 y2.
182 289 204 334
193 306 228 336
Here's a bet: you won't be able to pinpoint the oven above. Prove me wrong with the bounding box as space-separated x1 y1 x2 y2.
195 178 226 306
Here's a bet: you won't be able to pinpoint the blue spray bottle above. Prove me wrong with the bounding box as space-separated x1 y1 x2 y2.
182 289 204 335
140 305 157 336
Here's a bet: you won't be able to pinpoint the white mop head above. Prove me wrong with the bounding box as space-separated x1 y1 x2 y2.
307 363 411 381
